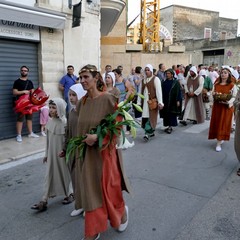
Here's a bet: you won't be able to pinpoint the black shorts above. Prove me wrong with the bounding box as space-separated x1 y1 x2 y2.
17 113 32 122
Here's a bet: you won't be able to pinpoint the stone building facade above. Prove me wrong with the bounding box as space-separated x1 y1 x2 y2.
160 5 238 42
101 3 239 77
177 37 240 68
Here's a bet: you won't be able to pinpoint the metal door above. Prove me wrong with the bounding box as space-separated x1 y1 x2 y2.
0 39 39 140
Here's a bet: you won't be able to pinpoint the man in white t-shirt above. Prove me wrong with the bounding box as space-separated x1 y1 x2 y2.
208 66 219 84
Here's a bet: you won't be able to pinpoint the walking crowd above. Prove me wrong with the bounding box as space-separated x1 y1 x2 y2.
12 62 240 240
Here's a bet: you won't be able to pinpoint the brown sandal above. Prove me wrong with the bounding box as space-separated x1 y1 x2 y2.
31 201 48 211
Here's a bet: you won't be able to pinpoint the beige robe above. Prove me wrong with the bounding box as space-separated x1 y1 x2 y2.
43 117 72 201
75 93 131 211
183 75 205 123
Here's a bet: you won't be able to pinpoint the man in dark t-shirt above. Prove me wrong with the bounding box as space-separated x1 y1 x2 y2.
12 66 39 142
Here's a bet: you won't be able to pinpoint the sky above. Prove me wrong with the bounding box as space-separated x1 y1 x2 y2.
127 0 240 35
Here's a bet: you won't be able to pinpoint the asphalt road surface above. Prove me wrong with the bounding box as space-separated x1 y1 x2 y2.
1 120 240 240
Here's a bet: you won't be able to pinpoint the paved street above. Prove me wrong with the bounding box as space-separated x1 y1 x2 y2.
0 120 240 240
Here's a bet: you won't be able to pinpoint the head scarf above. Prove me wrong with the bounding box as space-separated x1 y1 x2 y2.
69 83 86 109
199 69 207 76
107 72 116 86
69 83 86 100
144 64 154 79
51 98 67 124
145 64 153 74
189 66 198 76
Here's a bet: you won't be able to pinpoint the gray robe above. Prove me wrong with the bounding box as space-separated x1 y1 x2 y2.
42 98 72 201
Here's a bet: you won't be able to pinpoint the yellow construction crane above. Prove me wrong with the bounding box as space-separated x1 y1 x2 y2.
139 0 160 52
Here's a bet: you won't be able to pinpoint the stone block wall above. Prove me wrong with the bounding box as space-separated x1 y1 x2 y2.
160 5 237 42
40 27 64 98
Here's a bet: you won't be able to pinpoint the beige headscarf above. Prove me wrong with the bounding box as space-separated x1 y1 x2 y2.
46 98 67 134
51 98 67 124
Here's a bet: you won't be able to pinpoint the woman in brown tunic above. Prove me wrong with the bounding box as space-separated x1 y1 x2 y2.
75 65 131 240
208 66 237 152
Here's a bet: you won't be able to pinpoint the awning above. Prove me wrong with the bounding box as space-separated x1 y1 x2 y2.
0 0 66 29
101 0 125 36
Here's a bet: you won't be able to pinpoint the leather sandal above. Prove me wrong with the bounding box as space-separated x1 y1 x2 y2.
62 193 74 205
31 201 48 211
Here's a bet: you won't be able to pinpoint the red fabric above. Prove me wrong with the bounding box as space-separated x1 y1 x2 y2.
84 146 125 237
15 95 46 115
14 87 49 115
209 83 234 140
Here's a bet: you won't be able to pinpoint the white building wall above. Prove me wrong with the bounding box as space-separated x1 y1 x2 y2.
38 0 101 97
63 2 101 71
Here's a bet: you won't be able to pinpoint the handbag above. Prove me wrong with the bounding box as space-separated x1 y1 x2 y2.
148 98 158 110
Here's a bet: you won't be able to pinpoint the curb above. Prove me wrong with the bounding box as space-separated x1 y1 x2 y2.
0 149 45 165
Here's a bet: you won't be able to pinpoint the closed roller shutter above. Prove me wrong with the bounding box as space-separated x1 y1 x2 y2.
0 39 40 140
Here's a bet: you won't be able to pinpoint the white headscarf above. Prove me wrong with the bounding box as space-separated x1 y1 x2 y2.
199 69 207 76
69 83 86 100
107 72 116 86
144 64 154 79
51 98 67 124
189 66 198 76
145 64 153 74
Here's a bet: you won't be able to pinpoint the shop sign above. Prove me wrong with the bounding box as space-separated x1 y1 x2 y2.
0 20 40 41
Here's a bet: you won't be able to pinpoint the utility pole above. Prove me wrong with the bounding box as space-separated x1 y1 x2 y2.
139 0 160 52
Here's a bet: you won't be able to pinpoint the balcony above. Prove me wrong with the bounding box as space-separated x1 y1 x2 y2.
101 0 125 36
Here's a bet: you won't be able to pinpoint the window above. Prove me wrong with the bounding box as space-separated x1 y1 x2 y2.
204 28 212 39
220 31 226 40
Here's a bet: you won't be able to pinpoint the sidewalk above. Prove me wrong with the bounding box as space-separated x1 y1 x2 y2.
0 134 46 165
